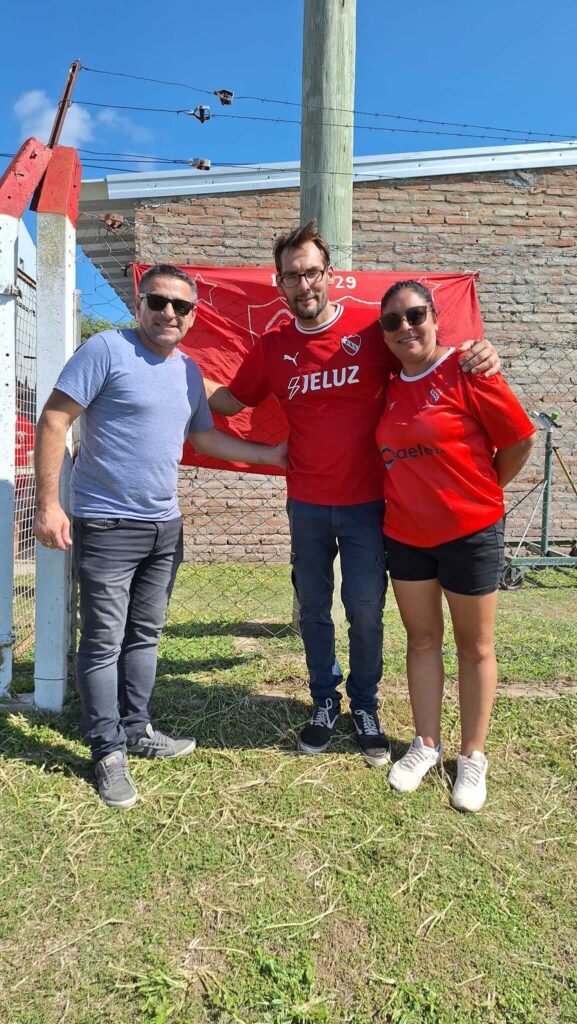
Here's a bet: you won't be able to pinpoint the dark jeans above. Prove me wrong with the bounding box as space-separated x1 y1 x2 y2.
287 499 387 712
73 516 183 761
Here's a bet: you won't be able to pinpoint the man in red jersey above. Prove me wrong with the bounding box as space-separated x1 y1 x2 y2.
205 222 499 764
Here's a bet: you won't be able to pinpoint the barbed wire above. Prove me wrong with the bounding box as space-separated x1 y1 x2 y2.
75 99 575 147
78 64 576 141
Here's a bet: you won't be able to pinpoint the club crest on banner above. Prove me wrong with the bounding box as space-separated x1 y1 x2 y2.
341 334 361 355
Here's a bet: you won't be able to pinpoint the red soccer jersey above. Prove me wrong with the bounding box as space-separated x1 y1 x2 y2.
229 304 399 505
375 348 535 546
15 413 35 468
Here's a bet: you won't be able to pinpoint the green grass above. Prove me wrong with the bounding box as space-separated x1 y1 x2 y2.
2 563 576 1022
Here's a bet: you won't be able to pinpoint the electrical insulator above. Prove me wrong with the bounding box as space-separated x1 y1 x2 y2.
214 89 234 106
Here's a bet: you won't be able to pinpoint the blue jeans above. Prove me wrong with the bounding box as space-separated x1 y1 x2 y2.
73 516 183 761
287 499 387 712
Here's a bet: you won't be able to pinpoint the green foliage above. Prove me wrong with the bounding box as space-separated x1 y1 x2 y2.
80 314 135 342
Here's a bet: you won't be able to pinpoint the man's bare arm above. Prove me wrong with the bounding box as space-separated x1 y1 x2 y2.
204 378 245 416
34 390 84 550
189 427 287 469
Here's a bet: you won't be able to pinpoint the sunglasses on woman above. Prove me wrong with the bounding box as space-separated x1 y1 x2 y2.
139 293 196 316
379 305 429 332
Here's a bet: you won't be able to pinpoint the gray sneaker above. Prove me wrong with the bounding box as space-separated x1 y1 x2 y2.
95 751 138 809
126 722 197 760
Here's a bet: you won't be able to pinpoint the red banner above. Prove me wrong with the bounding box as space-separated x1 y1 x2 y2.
133 265 483 475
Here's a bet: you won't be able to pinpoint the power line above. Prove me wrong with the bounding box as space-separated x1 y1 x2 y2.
80 64 212 97
75 100 569 145
78 63 575 141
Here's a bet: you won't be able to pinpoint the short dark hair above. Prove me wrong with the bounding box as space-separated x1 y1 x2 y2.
139 264 197 302
380 279 437 317
273 220 331 275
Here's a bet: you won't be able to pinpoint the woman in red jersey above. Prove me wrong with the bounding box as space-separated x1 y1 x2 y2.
376 280 535 812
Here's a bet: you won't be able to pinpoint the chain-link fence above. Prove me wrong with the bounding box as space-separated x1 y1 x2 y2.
75 218 296 637
75 214 577 649
13 269 37 656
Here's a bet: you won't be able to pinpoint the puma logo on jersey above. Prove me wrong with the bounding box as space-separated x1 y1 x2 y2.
287 365 359 401
283 352 299 366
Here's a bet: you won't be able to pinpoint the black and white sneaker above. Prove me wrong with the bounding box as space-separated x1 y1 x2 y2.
298 698 340 754
352 709 391 767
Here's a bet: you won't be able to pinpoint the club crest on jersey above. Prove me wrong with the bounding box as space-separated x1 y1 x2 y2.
430 388 441 402
340 334 361 356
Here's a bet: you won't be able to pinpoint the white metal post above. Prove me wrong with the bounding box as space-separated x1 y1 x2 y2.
0 139 51 696
33 147 81 711
0 214 19 694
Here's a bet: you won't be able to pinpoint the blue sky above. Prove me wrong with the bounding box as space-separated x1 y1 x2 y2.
2 0 576 319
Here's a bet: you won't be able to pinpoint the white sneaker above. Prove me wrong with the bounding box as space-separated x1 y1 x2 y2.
451 751 488 813
388 736 442 793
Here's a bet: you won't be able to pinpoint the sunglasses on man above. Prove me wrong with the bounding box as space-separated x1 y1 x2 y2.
379 306 429 333
139 293 196 316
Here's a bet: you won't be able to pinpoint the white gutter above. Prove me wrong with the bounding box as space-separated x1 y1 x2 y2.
80 140 577 204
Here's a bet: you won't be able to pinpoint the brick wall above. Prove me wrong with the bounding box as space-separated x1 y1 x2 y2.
135 165 577 561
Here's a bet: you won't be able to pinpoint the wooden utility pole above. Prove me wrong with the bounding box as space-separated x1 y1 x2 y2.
295 1 356 632
300 0 356 270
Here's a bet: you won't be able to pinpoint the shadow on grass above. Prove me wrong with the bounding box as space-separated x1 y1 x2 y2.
0 670 406 785
0 698 91 782
0 675 336 780
163 619 297 639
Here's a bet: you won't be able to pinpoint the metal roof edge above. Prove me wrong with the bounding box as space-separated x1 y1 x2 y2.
80 140 577 204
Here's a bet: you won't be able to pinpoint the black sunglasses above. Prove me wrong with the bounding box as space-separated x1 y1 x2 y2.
140 293 196 316
380 305 429 332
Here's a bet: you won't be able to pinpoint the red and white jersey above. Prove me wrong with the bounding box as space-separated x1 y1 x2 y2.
230 304 400 505
375 348 535 546
15 412 35 469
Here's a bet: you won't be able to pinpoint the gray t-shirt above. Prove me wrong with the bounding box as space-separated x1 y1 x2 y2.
55 329 213 520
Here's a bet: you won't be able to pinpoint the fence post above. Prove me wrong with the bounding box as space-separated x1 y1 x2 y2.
0 140 52 696
33 147 81 711
0 213 19 695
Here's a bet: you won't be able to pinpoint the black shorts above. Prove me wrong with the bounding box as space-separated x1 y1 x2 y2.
384 519 505 597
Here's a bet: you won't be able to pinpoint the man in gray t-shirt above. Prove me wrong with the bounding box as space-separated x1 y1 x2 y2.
34 265 286 809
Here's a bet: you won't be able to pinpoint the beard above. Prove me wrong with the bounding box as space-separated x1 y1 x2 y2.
290 292 328 321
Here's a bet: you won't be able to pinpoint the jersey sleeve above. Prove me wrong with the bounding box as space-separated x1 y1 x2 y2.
54 334 112 408
186 360 214 434
462 369 536 449
228 338 271 407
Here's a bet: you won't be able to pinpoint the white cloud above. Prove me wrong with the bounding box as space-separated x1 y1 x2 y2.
13 90 94 147
96 109 153 144
13 91 154 161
